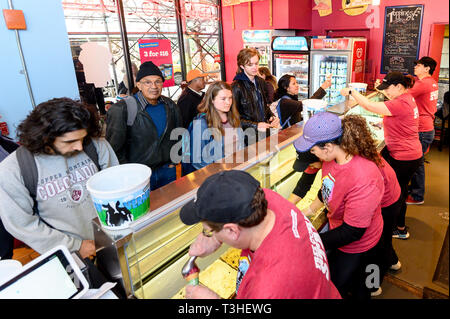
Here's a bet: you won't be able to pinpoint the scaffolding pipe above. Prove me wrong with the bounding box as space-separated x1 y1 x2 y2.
101 4 119 95
116 0 134 92
174 0 187 81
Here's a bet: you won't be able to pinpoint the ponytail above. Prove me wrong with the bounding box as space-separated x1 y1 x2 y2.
340 115 382 167
404 74 415 89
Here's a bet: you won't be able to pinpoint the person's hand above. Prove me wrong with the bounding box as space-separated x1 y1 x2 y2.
185 284 220 299
257 122 272 132
188 233 222 257
303 206 314 217
269 116 280 129
340 88 351 97
79 240 96 259
374 79 381 89
309 161 322 169
321 74 332 90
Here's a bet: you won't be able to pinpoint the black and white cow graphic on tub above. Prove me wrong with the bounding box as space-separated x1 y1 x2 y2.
102 200 134 227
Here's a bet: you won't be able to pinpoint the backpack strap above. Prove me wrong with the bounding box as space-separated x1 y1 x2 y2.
83 138 100 171
276 95 293 129
123 95 139 126
16 146 40 217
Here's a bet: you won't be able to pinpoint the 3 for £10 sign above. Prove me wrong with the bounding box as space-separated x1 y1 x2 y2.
138 39 174 87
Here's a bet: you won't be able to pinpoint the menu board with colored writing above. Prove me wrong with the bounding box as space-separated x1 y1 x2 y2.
381 5 424 75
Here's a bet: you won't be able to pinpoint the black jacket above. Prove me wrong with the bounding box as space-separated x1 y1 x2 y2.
106 93 182 169
231 72 274 131
177 87 204 129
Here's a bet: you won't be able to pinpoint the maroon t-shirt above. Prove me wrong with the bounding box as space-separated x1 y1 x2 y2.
384 93 422 161
408 76 439 132
379 157 401 208
236 189 341 299
321 155 384 254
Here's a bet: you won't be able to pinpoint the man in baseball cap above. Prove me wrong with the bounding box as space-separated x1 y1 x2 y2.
180 170 341 299
177 69 208 128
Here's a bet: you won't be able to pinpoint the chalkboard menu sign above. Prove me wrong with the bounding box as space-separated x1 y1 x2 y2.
381 5 424 74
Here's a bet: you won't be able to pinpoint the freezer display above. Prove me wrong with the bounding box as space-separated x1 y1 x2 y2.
311 53 349 106
274 53 309 100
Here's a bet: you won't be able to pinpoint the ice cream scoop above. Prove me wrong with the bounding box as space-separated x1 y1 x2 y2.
181 256 200 285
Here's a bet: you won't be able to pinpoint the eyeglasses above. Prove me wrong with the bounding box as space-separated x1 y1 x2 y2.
140 80 163 87
202 228 214 238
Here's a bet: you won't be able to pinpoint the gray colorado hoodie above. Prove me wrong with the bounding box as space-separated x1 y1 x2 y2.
0 138 119 254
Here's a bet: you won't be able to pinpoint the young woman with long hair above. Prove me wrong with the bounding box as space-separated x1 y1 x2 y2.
182 81 243 174
295 112 386 299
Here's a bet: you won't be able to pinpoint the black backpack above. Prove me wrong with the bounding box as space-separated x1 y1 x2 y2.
0 135 19 259
0 139 100 259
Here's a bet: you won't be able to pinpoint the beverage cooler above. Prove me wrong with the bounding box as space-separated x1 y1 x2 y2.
272 36 310 100
310 37 367 106
242 30 273 71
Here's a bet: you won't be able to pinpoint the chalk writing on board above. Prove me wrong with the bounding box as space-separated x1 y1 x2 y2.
381 5 424 74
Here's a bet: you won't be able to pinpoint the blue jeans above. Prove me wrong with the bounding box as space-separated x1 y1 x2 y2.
410 130 435 201
150 163 176 191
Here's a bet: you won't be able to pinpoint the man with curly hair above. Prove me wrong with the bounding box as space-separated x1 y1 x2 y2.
0 98 119 258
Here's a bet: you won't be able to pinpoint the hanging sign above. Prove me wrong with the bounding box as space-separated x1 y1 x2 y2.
381 5 424 74
342 0 369 16
138 39 174 87
343 0 372 9
352 40 366 82
311 38 351 50
272 37 309 51
313 0 332 17
222 0 240 6
242 30 272 44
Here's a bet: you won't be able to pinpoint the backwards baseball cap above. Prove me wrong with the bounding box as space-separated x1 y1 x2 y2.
187 69 208 82
293 112 342 152
292 150 321 172
414 56 437 73
376 71 406 91
136 61 165 83
179 170 260 226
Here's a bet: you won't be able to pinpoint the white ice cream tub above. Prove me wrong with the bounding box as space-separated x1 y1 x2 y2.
302 99 328 112
348 82 368 98
86 164 151 230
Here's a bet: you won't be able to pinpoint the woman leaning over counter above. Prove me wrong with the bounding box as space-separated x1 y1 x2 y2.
340 72 423 240
296 112 384 299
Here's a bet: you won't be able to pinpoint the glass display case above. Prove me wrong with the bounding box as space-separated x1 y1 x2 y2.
93 91 387 299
